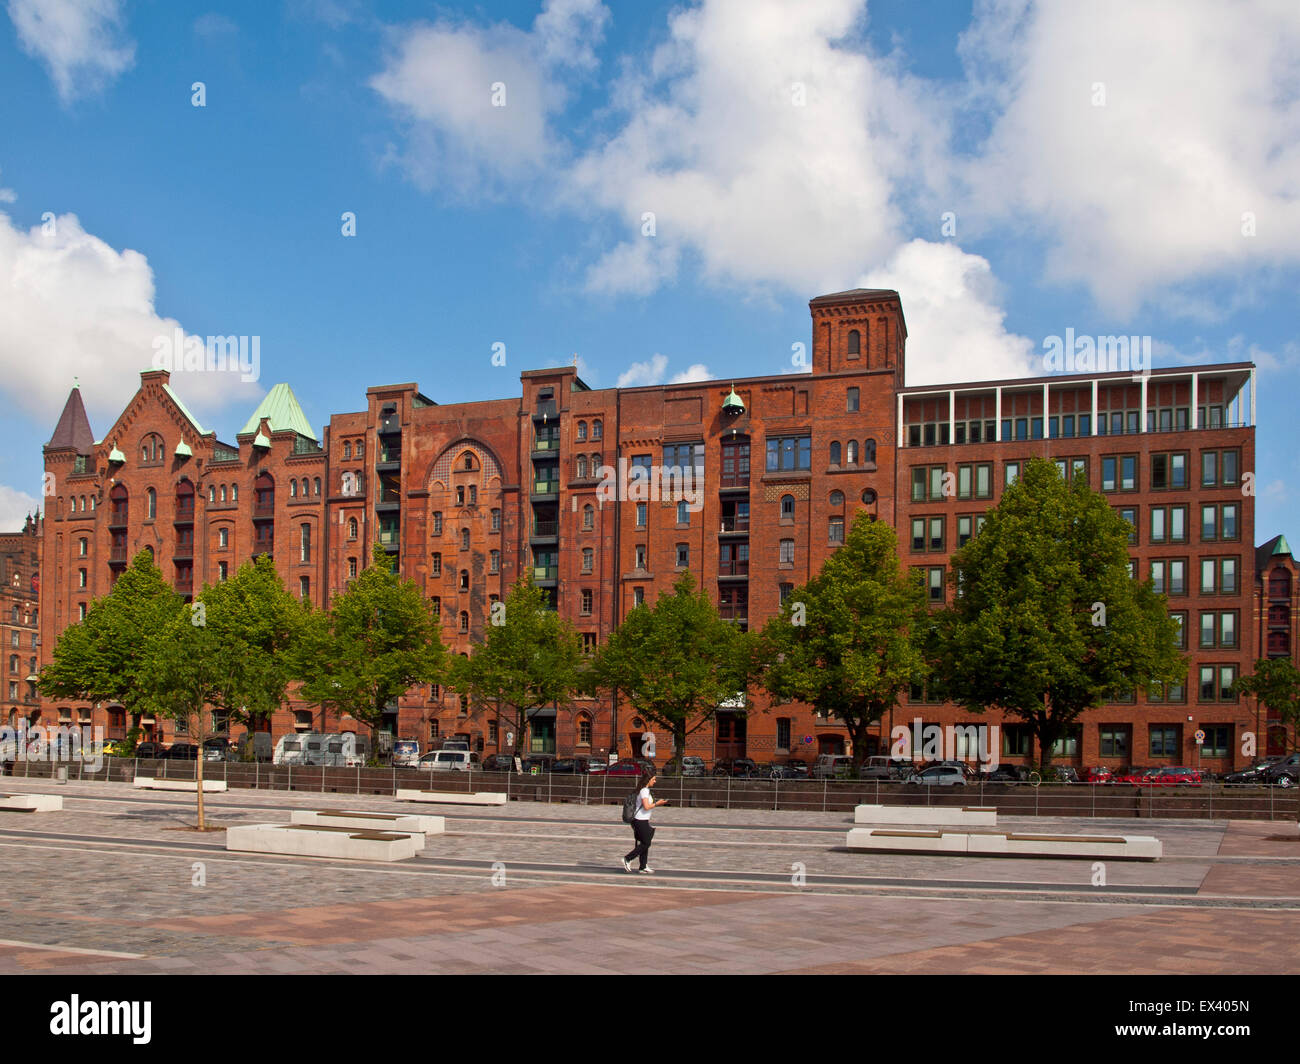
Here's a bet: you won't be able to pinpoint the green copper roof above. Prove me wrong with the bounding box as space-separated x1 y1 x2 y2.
108 444 125 463
163 384 206 436
1273 535 1292 556
253 431 270 449
239 383 316 441
174 440 193 458
722 385 745 413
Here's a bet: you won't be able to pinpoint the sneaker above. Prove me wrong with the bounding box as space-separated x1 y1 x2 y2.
621 858 633 872
639 867 655 874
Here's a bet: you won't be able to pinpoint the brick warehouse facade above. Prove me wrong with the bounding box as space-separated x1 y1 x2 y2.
2 514 41 730
34 288 1293 771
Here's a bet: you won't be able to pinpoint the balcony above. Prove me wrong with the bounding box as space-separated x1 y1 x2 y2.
378 414 401 436
375 448 401 472
108 508 128 529
719 516 750 534
533 400 558 422
173 544 193 562
533 434 560 453
718 559 750 578
532 565 559 581
532 480 559 497
378 528 400 546
109 546 128 566
174 577 193 596
173 504 195 525
253 504 275 521
531 520 559 539
253 537 274 556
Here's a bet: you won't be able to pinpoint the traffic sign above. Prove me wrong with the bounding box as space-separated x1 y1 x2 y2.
1194 729 1205 744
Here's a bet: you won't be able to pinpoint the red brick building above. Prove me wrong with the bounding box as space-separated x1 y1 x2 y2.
2 513 42 731
36 289 1288 770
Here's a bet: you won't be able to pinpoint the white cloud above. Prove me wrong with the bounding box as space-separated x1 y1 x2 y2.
0 484 39 531
614 353 713 388
0 210 261 436
193 12 238 39
0 167 14 204
859 239 1036 386
370 0 609 195
7 0 134 103
959 0 1300 317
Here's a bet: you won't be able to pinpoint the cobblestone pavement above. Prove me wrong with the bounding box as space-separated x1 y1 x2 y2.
0 779 1296 974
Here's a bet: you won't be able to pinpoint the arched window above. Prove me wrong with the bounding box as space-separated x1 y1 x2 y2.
220 485 227 503
463 453 475 471
300 523 312 563
344 442 351 459
208 486 215 503
592 419 602 440
146 488 156 519
459 570 469 591
254 473 273 515
577 713 593 745
583 504 594 531
314 477 321 496
864 438 877 464
829 441 841 465
231 485 238 502
830 490 844 507
348 517 358 540
780 495 795 519
577 455 587 479
469 485 477 505
289 480 298 498
847 329 861 356
846 440 858 464
79 495 86 511
301 478 309 497
459 611 469 633
577 421 587 441
460 528 470 550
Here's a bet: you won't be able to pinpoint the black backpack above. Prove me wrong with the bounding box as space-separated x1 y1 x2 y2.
621 790 641 823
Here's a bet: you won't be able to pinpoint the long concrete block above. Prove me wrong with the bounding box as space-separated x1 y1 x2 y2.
133 777 228 792
846 826 1162 860
0 793 63 811
289 809 444 842
226 823 419 862
854 804 997 827
395 788 506 806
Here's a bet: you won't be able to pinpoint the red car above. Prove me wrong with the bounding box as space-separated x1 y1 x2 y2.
601 758 655 777
1141 766 1203 786
1080 766 1113 784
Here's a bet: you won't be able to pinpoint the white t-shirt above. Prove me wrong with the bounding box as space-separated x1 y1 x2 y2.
634 787 653 821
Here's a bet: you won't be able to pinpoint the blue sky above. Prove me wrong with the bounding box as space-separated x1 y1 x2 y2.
0 0 1296 540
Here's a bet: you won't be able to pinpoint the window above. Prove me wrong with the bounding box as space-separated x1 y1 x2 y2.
676 499 689 525
459 570 469 591
927 567 944 602
348 517 358 541
957 515 974 548
577 455 587 479
779 539 794 565
490 550 500 574
79 537 88 557
1199 666 1237 703
577 421 587 441
299 576 310 600
1102 457 1116 492
636 502 647 527
633 587 644 607
592 419 602 440
581 589 593 615
846 388 859 412
431 553 441 576
1149 726 1180 759
829 490 844 507
635 544 647 569
847 329 861 356
469 485 477 505
1118 507 1138 545
1169 559 1186 595
582 633 597 655
830 441 841 465
1200 503 1239 541
766 435 812 472
779 583 794 605
491 509 501 533
846 440 858 465
1005 462 1020 487
578 714 593 745
432 512 442 535
1170 612 1187 649
348 557 358 579
583 504 594 531
1202 725 1230 758
829 517 844 543
146 488 156 520
456 486 465 505
460 528 470 550
582 548 593 573
314 477 321 496
676 543 689 567
780 495 795 520
217 527 229 549
290 480 298 498
300 524 311 563
1099 726 1130 758
343 442 351 459
459 611 469 633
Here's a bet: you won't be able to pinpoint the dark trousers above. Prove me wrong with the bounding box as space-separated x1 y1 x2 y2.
625 818 654 869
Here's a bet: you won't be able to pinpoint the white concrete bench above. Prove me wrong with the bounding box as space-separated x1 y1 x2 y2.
226 823 419 862
854 804 997 827
134 777 228 792
845 827 1161 860
0 793 63 811
395 788 506 806
289 810 444 844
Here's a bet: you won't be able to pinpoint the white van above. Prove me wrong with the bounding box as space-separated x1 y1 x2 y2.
812 754 854 779
417 750 481 772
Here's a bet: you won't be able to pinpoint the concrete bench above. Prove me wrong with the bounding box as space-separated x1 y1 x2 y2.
0 793 63 812
854 804 997 827
133 777 228 792
226 822 419 862
395 788 506 806
846 826 1161 860
289 810 444 843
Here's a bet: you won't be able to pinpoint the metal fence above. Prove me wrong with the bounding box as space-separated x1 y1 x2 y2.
3 757 1299 820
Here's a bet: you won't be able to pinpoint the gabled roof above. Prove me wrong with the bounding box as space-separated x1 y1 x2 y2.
1256 534 1293 571
46 386 95 453
163 384 206 436
238 383 316 441
809 288 900 305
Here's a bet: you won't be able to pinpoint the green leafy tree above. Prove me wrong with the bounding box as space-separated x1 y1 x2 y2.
758 514 928 770
296 544 446 754
1237 658 1300 755
586 572 754 769
450 577 585 763
934 457 1185 771
39 550 185 721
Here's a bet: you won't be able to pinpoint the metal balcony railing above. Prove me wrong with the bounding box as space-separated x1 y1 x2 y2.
533 565 558 580
719 516 750 533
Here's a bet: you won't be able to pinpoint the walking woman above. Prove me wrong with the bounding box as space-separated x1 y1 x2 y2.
623 769 667 873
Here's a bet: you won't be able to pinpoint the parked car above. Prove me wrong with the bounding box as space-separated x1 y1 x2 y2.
164 743 198 760
811 754 855 779
859 756 909 781
521 754 556 774
481 754 517 772
1262 753 1300 787
907 764 968 786
551 757 604 774
1080 766 1114 784
392 739 422 767
712 758 760 778
770 759 811 780
1219 759 1279 785
981 763 1024 784
1050 765 1080 784
603 758 654 777
417 750 481 771
1157 766 1203 786
134 742 167 759
202 737 233 762
1112 766 1149 784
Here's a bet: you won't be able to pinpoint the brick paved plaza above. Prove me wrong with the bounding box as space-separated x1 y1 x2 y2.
0 779 1297 975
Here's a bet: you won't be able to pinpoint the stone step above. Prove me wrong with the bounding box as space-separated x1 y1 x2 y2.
226 822 419 861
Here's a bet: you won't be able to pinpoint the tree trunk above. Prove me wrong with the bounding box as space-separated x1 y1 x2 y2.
195 722 206 830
